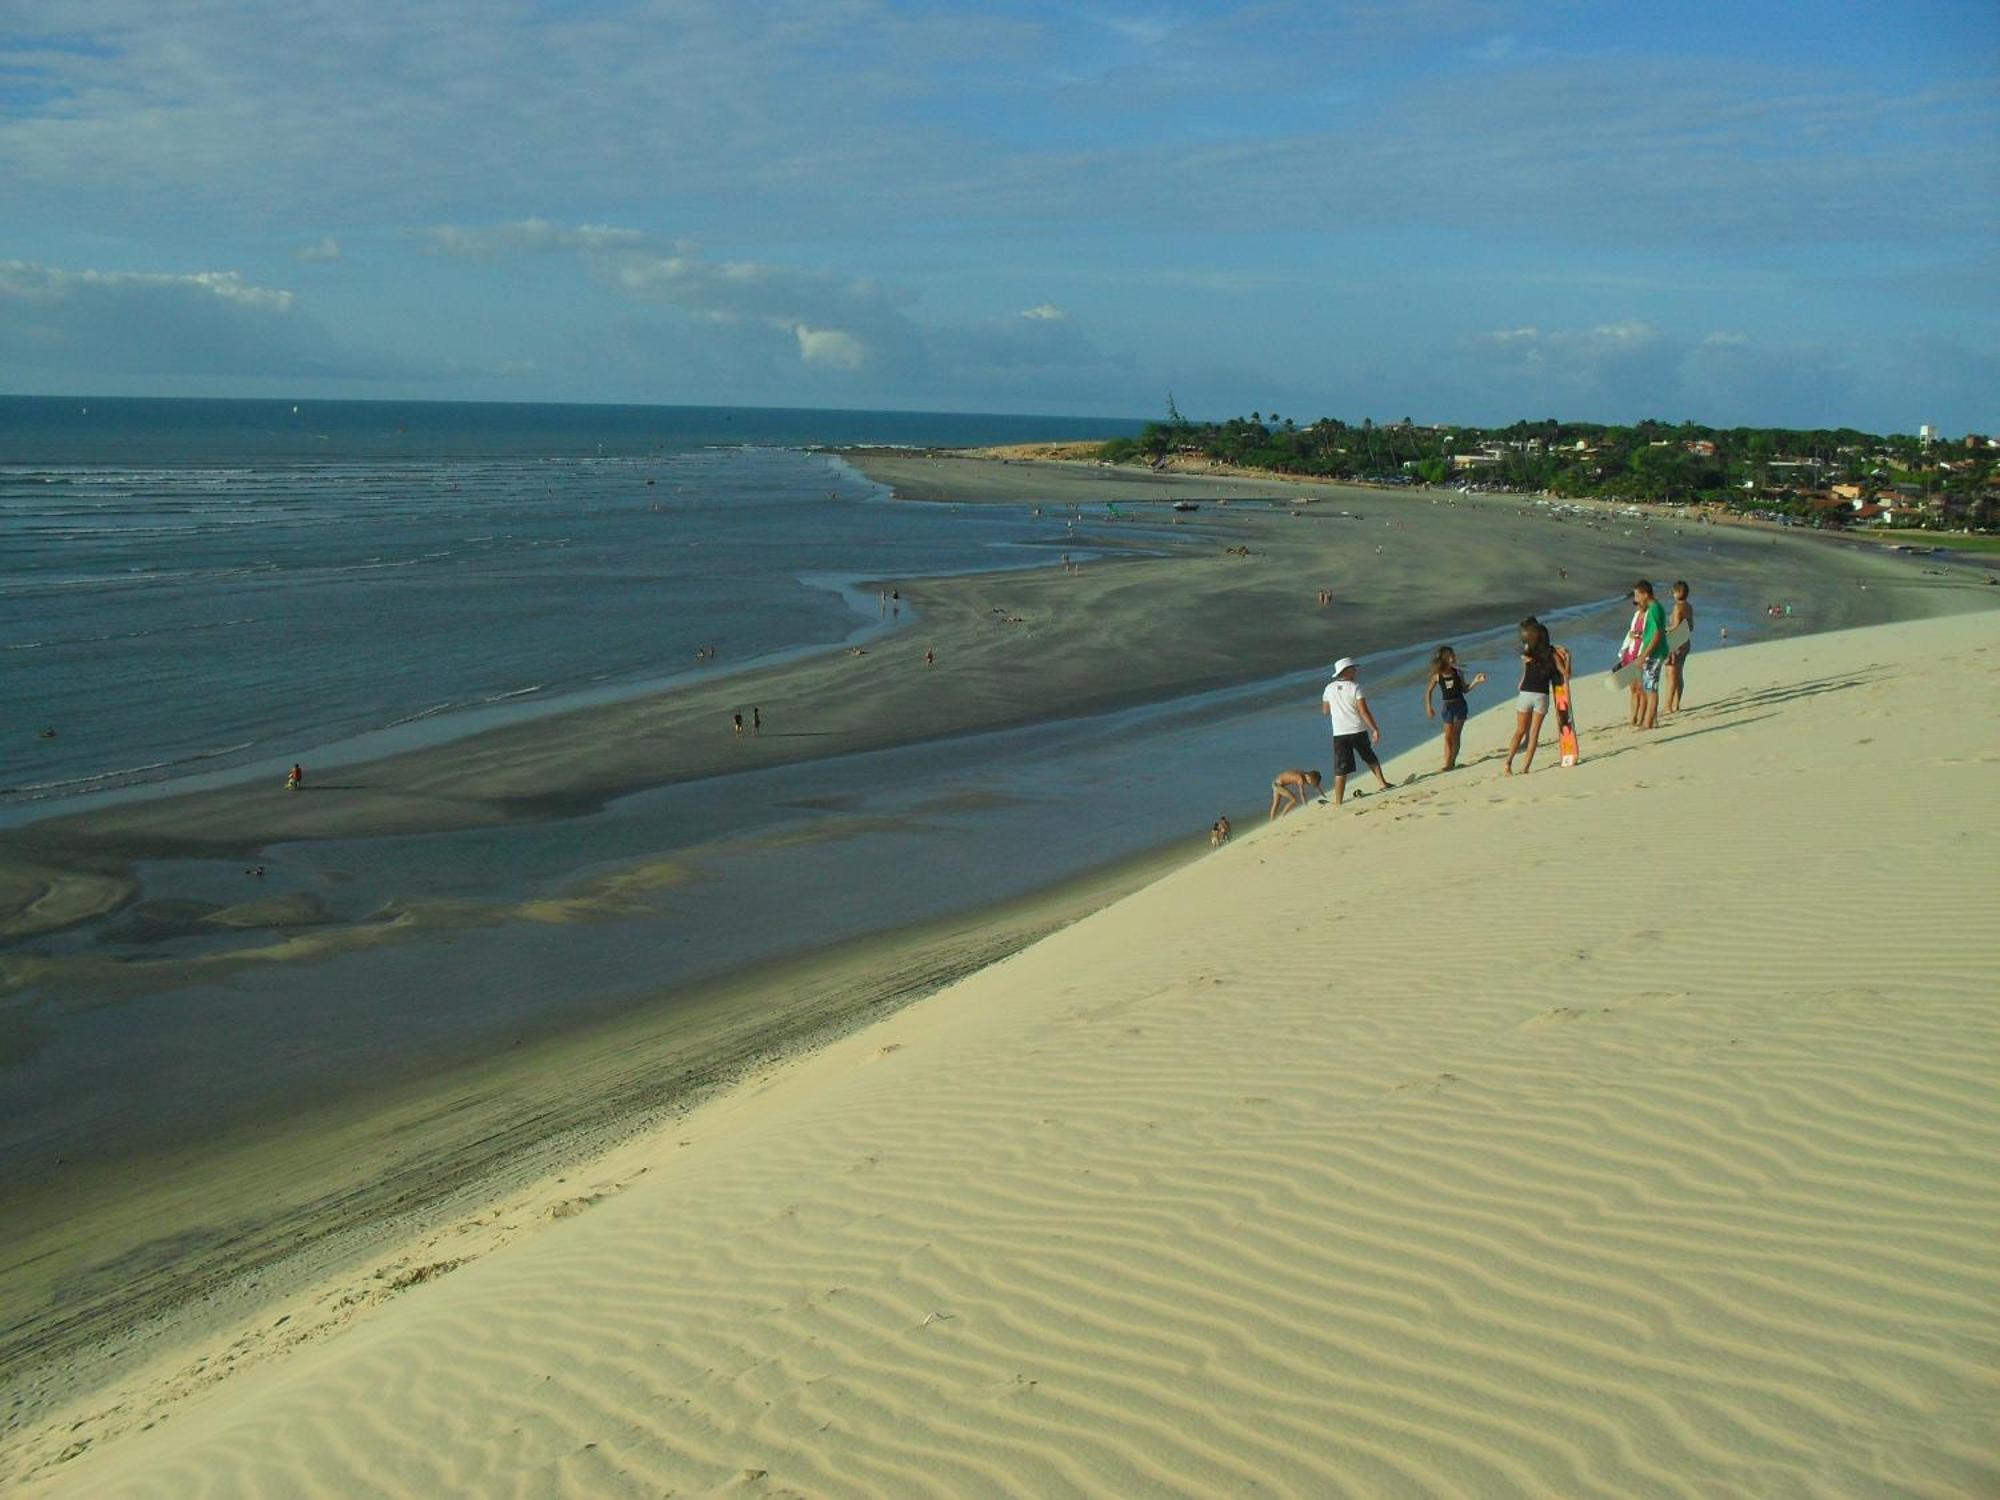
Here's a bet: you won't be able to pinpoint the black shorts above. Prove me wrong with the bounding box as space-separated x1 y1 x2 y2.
1332 731 1379 775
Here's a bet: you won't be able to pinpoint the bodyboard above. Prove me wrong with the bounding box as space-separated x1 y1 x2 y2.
1553 681 1581 766
1609 620 1691 691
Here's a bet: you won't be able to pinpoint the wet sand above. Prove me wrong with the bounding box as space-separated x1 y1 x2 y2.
15 608 1999 1497
2 455 1966 931
2 453 1988 1441
0 838 1193 1455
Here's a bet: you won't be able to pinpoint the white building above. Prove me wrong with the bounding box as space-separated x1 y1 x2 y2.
1919 423 1937 447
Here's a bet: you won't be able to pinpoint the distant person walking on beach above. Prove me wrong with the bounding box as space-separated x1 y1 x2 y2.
285 763 303 791
1665 581 1694 714
1624 579 1670 730
752 706 762 735
1320 657 1392 806
1503 619 1568 776
1209 815 1231 847
1268 768 1323 820
732 712 744 737
1423 646 1487 772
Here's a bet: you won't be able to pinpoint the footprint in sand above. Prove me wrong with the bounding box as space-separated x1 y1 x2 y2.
1523 1006 1615 1027
1390 1072 1463 1096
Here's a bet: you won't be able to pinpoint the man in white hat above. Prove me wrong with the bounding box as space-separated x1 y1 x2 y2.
1319 656 1393 807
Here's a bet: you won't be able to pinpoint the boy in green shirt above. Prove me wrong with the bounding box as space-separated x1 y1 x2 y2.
1629 579 1669 730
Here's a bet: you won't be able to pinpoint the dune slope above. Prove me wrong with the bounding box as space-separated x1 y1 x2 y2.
19 611 2000 1498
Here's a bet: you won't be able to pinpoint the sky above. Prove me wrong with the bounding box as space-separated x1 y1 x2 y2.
3 0 1997 431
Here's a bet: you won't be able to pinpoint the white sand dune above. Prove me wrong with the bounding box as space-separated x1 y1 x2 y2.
20 611 2000 1498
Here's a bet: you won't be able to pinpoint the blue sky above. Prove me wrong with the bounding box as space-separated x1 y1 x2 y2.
3 0 1996 430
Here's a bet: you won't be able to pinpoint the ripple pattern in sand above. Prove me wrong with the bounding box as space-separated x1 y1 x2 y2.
25 618 2000 1499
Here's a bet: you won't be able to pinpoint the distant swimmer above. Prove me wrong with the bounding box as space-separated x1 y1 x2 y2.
924 646 935 667
286 763 303 791
1268 768 1323 820
246 865 266 878
38 726 56 739
752 706 761 734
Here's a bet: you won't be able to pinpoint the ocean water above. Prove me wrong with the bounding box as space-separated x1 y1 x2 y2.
1 397 1140 810
1 396 1779 1208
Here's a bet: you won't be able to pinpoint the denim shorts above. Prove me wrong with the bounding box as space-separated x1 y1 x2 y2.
1441 700 1468 725
1515 691 1549 715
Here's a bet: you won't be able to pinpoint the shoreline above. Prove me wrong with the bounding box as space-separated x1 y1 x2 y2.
6 452 1977 921
5 450 1993 1460
0 834 1197 1448
14 608 1998 1494
0 454 1738 923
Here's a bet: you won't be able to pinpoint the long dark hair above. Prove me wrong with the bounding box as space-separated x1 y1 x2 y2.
1429 644 1457 678
1519 616 1555 672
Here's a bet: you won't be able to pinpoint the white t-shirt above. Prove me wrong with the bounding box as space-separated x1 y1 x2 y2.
1322 678 1368 736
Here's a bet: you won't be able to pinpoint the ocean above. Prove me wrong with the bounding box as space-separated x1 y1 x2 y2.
3 393 1772 1191
1 397 1140 812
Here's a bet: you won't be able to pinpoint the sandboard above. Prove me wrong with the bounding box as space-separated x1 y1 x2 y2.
1609 620 1691 691
1553 680 1581 766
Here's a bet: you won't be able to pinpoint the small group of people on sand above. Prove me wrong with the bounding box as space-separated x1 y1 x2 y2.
1246 578 1698 835
1619 579 1693 729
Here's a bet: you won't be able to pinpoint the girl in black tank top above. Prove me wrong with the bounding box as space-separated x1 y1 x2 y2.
1425 645 1486 771
1505 617 1570 776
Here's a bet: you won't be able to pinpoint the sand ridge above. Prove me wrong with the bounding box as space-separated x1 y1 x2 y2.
16 611 1999 1497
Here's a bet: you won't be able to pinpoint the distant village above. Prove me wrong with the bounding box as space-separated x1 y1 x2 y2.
1099 411 1998 533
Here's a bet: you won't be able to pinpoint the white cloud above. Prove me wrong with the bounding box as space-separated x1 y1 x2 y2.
1453 318 1883 425
0 258 421 381
294 236 342 263
794 325 867 369
422 219 658 260
413 219 1134 406
0 3 1040 234
0 261 293 312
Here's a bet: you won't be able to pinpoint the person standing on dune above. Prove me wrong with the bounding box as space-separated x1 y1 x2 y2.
1423 645 1486 772
1320 658 1392 807
1665 580 1694 714
1628 579 1670 730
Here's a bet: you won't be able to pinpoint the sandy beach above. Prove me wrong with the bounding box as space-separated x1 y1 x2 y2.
10 603 1995 1496
3 455 1966 922
3 454 1993 1492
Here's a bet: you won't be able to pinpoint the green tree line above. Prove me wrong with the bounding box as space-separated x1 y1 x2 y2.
1096 408 1994 527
